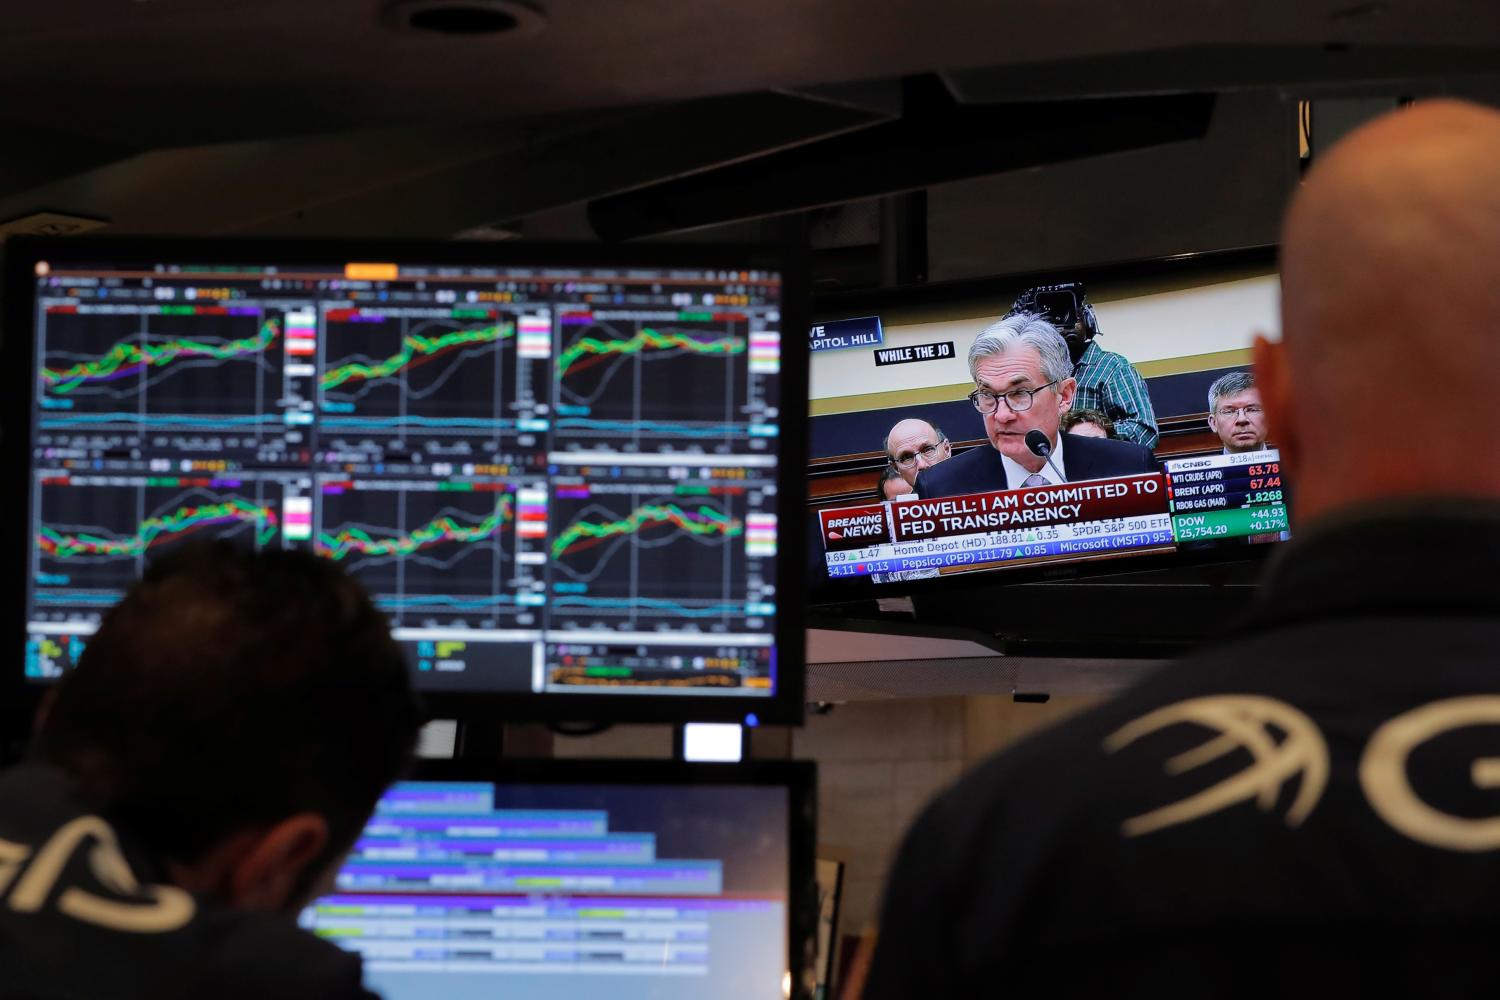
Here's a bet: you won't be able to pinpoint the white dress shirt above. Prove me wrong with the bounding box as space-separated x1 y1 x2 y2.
999 431 1066 490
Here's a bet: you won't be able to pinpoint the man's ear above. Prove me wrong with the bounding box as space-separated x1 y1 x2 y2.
1252 334 1298 472
226 813 330 913
1056 376 1077 414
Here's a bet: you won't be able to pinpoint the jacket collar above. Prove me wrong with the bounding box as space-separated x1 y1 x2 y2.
1244 498 1500 631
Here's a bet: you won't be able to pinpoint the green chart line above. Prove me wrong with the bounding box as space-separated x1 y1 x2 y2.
41 319 281 395
552 503 742 560
556 327 745 378
322 323 515 390
39 500 279 559
316 499 513 561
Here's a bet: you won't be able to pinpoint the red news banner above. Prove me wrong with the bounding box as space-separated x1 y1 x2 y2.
819 473 1175 577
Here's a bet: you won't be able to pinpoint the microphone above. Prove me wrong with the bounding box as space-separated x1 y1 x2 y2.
1024 429 1068 484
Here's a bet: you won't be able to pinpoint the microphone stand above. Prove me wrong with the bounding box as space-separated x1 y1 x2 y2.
1024 430 1069 484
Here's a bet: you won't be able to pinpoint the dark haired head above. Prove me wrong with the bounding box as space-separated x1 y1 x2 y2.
1008 281 1099 365
877 463 908 500
33 542 422 876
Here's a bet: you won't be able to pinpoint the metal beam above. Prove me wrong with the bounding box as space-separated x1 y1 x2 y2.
588 92 1217 241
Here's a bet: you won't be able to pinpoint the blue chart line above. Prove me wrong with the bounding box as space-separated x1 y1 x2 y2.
376 594 517 611
40 413 285 428
552 596 753 618
556 418 748 438
35 592 122 604
323 416 519 431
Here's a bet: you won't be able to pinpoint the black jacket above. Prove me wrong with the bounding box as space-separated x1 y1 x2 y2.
866 502 1500 997
915 433 1158 499
0 762 376 1000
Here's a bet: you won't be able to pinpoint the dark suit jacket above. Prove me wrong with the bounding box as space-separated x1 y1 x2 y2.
866 504 1500 997
914 431 1157 498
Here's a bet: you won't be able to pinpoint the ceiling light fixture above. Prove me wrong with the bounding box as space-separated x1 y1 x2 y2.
382 0 546 37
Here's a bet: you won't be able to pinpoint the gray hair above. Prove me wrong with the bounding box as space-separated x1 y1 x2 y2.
969 311 1073 385
1207 370 1256 412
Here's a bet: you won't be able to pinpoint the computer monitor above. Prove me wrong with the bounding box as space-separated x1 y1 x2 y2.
300 760 817 1000
805 262 1288 600
3 237 806 724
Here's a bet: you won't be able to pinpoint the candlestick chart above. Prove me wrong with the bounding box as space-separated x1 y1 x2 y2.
315 480 522 625
33 476 284 613
552 315 752 449
547 483 750 630
319 308 534 440
37 308 283 432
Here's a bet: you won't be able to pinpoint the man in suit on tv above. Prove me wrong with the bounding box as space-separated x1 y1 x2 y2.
914 312 1156 499
884 418 951 491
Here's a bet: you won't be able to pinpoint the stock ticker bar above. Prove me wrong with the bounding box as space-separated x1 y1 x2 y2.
820 473 1176 578
1162 449 1290 542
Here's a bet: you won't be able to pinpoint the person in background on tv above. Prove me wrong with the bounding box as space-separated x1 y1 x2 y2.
1204 369 1285 543
883 418 951 491
1010 282 1159 449
877 463 912 501
0 542 422 999
914 313 1156 499
1061 407 1117 439
1206 369 1268 454
866 99 1500 996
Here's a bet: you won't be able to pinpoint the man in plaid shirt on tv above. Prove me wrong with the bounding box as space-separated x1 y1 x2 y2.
1009 283 1159 449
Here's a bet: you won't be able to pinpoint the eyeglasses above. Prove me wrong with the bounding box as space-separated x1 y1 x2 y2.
1214 404 1264 420
892 443 947 469
969 380 1058 415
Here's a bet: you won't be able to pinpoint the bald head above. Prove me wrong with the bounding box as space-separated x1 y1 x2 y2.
1265 99 1500 522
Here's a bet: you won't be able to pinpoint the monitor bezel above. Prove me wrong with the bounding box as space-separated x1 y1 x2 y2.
2 235 808 736
382 757 820 1000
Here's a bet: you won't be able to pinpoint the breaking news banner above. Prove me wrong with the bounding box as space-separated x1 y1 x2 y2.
817 473 1176 579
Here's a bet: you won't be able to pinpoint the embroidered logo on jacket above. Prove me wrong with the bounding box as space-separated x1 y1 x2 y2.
1 816 195 932
1103 695 1329 836
1108 693 1500 850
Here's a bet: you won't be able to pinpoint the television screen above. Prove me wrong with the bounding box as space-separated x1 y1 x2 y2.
806 269 1288 596
6 238 806 723
300 761 816 1000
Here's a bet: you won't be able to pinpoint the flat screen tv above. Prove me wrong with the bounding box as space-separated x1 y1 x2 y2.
805 258 1288 602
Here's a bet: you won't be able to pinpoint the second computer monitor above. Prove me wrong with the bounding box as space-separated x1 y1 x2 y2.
301 760 817 1000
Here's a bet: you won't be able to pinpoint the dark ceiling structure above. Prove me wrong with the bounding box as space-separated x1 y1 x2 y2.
1 0 1498 290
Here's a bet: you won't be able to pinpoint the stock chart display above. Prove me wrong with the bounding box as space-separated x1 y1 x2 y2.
552 310 779 452
21 252 786 708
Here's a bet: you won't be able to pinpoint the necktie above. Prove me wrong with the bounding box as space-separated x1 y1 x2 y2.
1022 474 1049 487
